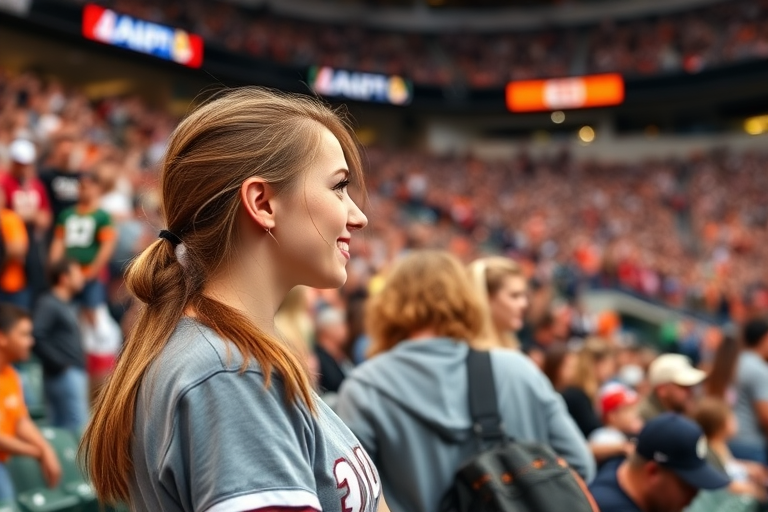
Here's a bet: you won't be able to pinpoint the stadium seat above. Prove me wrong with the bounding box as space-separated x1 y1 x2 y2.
0 500 20 512
14 360 47 422
7 428 97 512
39 428 97 512
15 489 80 512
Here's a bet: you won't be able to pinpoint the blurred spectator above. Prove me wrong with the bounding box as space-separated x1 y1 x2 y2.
467 256 528 350
38 136 80 221
693 396 768 501
0 191 28 308
95 160 132 222
702 335 741 404
275 285 318 388
561 338 616 439
543 342 634 465
0 304 61 502
731 319 768 464
346 288 371 365
1 139 52 303
49 172 116 328
31 259 87 434
337 250 593 512
638 353 705 421
589 383 643 462
589 413 730 512
314 306 352 394
542 342 577 392
526 311 561 367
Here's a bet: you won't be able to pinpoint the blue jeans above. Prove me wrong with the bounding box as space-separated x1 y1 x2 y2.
0 463 14 502
729 440 768 465
0 288 31 310
44 367 89 435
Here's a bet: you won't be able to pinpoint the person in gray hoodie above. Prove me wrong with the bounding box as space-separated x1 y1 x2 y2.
337 250 595 512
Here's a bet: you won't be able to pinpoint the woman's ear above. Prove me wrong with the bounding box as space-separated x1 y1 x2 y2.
240 178 276 231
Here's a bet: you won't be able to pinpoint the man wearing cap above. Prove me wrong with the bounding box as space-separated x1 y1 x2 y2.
638 354 706 422
0 139 53 305
589 413 730 512
1 140 52 235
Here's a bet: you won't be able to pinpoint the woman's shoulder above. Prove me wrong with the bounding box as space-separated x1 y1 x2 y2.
148 318 266 392
488 347 541 375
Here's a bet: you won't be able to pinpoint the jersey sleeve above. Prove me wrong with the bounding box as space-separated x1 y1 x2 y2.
159 370 321 512
53 209 68 239
96 210 115 242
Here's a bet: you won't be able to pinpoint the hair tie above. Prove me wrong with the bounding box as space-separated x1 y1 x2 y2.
158 230 182 247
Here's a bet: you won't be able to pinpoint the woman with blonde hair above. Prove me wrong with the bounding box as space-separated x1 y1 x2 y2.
561 337 617 438
80 88 389 512
337 250 594 512
467 256 528 349
275 285 319 387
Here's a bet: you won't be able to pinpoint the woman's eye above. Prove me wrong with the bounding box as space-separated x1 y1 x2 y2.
333 179 351 192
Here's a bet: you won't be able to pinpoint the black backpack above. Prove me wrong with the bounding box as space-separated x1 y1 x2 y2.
439 349 599 512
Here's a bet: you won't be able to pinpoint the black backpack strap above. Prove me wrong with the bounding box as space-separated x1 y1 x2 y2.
466 348 506 443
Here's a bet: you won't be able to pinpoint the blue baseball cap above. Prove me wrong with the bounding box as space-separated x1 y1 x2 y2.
636 413 730 490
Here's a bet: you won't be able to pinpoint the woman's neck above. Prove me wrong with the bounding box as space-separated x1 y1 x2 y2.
409 328 438 340
202 260 287 338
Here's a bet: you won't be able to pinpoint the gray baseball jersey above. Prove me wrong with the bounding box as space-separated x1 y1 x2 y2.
130 318 381 512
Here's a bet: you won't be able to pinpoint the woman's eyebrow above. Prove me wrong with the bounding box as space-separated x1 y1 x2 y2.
333 168 350 178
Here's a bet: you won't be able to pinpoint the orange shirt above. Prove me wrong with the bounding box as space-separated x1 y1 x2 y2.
0 365 27 462
0 209 28 293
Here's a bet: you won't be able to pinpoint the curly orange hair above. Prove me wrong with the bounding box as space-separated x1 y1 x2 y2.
366 250 485 357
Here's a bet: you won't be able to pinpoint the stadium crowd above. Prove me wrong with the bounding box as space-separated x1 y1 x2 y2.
3 68 768 510
62 0 768 87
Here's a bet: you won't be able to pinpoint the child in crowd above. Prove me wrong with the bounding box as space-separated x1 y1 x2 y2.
692 397 768 501
589 383 643 455
0 304 61 501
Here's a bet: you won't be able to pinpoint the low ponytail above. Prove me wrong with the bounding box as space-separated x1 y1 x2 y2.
81 238 196 502
80 87 359 505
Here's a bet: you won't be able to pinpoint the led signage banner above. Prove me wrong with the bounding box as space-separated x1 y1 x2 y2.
309 66 412 105
506 73 624 112
82 4 204 68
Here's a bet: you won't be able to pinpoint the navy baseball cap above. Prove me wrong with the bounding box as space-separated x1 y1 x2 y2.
636 413 730 490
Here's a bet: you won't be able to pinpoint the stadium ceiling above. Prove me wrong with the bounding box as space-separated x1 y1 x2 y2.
217 0 729 31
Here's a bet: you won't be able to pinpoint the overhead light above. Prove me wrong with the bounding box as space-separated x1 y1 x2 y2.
551 111 566 124
744 115 768 135
578 125 595 143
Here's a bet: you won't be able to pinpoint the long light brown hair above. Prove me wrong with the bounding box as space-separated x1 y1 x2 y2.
468 256 525 349
80 87 366 504
703 335 740 400
573 337 615 400
367 250 484 357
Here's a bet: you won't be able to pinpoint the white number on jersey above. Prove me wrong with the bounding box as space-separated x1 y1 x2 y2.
64 216 97 248
334 446 380 512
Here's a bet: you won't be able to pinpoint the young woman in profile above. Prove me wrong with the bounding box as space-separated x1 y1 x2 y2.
337 250 594 512
80 88 388 512
467 256 528 350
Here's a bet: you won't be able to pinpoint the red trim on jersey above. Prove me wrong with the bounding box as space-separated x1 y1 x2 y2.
244 508 319 512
